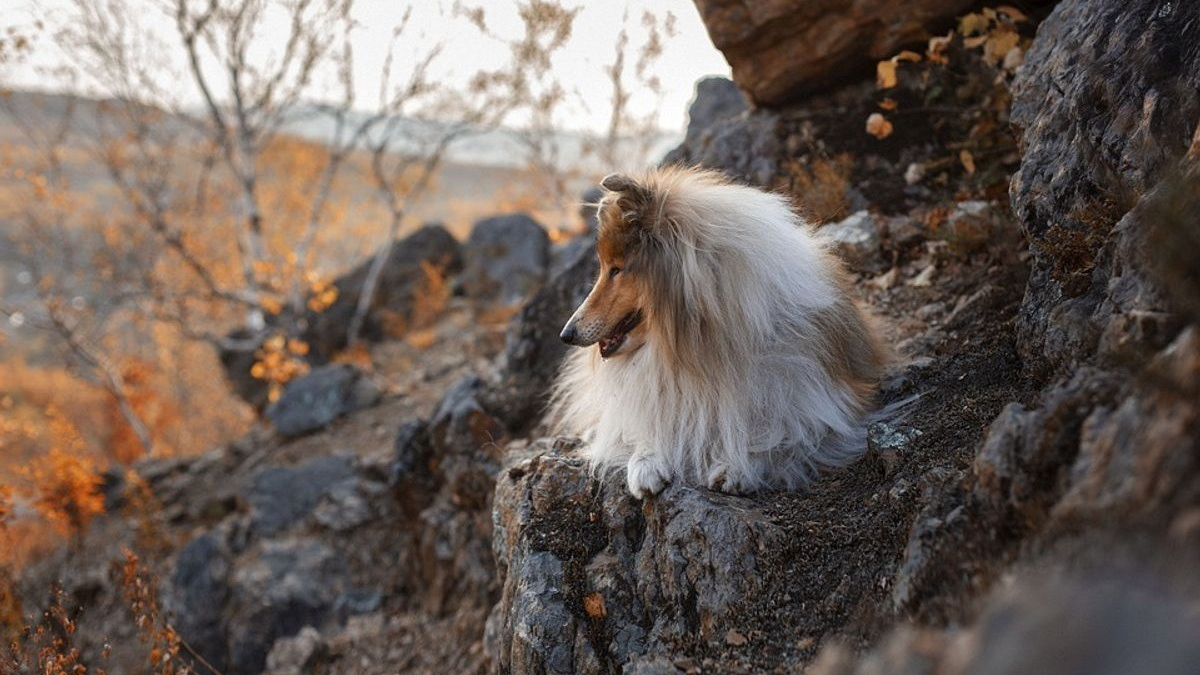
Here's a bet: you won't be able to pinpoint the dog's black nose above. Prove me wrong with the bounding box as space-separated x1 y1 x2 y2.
560 325 578 345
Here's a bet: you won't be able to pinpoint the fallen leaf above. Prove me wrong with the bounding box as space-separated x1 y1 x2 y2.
958 12 990 36
876 59 897 88
893 50 922 63
963 34 989 49
868 267 900 290
985 28 1021 65
927 33 952 64
583 592 606 618
866 113 894 140
725 628 748 646
960 149 976 176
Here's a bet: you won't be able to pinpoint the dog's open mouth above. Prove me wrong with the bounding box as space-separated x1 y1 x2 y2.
598 310 643 358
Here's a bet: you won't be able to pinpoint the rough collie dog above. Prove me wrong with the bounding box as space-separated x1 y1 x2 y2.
551 166 888 498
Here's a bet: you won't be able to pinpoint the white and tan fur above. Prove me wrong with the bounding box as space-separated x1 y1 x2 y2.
552 166 888 498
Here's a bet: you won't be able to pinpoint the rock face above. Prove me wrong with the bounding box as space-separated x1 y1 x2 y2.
692 0 977 105
1010 0 1200 378
488 445 792 675
461 214 551 306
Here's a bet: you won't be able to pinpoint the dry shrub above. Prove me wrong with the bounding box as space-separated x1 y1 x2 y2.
411 260 451 331
18 448 105 542
0 566 20 643
118 548 215 675
2 585 101 675
786 154 853 224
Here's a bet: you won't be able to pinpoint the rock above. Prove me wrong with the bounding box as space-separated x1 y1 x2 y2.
1010 0 1200 377
265 364 380 437
461 214 550 305
246 455 357 538
661 77 748 167
665 106 779 187
884 215 926 249
937 201 1012 257
264 626 324 675
813 566 1200 675
390 419 434 489
489 445 791 675
169 533 233 674
692 0 978 105
302 224 463 357
479 238 599 433
312 477 374 532
817 210 885 273
226 539 346 675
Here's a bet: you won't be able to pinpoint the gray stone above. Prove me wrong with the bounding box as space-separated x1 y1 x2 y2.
662 77 748 166
264 626 324 675
226 539 346 675
312 478 374 532
462 214 551 305
169 533 233 674
218 224 461 408
265 364 380 437
247 455 357 537
818 211 885 273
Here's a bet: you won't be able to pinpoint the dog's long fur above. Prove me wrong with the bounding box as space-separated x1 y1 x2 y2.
551 166 888 497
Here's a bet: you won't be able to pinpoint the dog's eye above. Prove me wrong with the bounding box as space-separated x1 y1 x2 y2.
608 267 622 278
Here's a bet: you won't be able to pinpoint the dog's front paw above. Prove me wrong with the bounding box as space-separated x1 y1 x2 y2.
706 464 754 495
626 454 671 499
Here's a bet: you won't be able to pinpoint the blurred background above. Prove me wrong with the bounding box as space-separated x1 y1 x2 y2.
0 0 727 560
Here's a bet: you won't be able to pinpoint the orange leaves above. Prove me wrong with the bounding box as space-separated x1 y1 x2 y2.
306 274 339 313
18 447 105 538
250 333 312 402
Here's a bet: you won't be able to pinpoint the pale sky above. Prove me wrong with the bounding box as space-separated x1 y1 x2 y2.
2 0 732 133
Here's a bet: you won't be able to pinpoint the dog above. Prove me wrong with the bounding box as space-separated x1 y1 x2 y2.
551 166 889 498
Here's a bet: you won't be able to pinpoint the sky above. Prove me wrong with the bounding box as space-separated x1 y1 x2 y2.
1 0 733 133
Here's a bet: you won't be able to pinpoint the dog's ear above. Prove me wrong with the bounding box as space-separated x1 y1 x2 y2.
600 173 653 225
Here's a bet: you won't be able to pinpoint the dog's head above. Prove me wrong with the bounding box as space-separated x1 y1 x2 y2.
559 173 656 359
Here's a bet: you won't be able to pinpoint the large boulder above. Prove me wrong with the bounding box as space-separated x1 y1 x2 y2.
488 445 792 675
303 224 463 357
692 0 978 106
662 77 778 186
461 214 551 306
